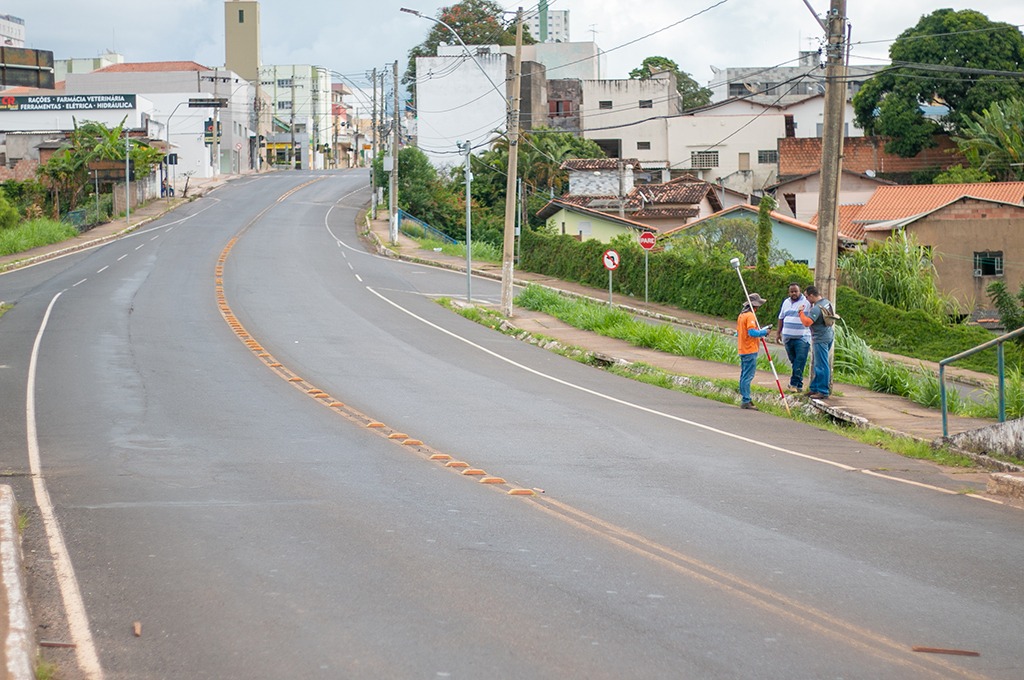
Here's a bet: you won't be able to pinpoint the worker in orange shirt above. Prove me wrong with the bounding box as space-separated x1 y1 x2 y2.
737 293 771 410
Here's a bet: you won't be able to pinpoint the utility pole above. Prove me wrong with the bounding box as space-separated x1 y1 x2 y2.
461 140 473 302
371 67 378 219
499 8 524 317
213 68 221 176
814 0 847 309
390 60 400 244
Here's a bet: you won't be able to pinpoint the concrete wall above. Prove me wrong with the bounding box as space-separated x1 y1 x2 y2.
779 135 966 177
506 42 600 80
773 172 881 222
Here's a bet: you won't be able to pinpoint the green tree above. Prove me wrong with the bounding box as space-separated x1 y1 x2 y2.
951 98 1024 181
852 9 1024 157
629 56 712 110
986 280 1024 335
373 146 463 238
36 118 164 214
932 164 994 184
403 0 535 100
756 194 775 275
679 216 792 267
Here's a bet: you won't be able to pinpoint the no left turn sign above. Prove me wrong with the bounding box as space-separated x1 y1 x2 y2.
603 249 620 270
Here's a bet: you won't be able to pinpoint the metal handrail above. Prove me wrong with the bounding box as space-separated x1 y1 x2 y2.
940 324 1024 437
397 209 458 246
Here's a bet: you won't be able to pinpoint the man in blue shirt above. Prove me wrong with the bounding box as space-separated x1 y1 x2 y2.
798 285 836 399
774 283 811 393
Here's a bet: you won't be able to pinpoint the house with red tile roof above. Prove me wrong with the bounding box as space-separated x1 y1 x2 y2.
855 186 1024 312
660 204 858 269
535 198 656 243
768 168 895 223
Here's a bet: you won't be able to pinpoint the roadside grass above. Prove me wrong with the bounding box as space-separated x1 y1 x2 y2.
411 235 502 263
0 218 78 257
35 656 58 680
0 302 12 319
514 284 784 371
437 293 982 469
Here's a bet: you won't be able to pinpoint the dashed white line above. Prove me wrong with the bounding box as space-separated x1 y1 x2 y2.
134 244 144 251
96 266 108 273
150 235 159 241
355 274 362 282
117 254 127 261
72 279 87 287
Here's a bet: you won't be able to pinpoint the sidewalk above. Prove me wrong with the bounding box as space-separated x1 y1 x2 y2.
363 215 1023 466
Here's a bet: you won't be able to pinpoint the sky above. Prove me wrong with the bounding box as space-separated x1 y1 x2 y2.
5 0 1020 104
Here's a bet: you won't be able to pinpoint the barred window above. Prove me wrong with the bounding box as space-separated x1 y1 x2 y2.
639 99 653 109
758 149 778 164
637 141 651 150
599 100 613 110
277 78 293 88
691 150 718 169
974 251 1003 276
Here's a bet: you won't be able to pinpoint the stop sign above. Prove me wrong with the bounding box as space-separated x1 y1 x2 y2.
639 232 656 250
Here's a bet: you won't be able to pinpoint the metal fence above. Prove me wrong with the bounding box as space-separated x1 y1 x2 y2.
940 325 1024 437
397 209 458 246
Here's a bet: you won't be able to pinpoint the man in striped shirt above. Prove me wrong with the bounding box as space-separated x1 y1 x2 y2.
774 283 811 393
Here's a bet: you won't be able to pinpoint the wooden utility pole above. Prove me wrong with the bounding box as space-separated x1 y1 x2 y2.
500 8 524 317
390 60 400 244
814 0 847 307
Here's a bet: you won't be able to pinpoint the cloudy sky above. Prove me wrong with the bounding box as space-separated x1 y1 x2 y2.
6 0 1020 93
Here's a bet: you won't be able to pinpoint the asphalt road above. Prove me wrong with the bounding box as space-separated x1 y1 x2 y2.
0 169 1021 679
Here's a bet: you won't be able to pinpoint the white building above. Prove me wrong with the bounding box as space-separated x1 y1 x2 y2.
525 8 569 43
666 113 788 195
708 51 885 105
61 62 256 177
691 94 861 138
0 14 25 48
580 72 680 168
258 64 332 170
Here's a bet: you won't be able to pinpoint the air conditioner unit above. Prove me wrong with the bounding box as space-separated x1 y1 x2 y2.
973 268 983 277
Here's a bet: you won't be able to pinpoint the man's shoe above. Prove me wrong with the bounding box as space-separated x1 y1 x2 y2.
787 386 803 394
807 392 828 399
740 402 758 410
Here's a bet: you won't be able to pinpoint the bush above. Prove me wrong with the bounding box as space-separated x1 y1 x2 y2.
0 218 77 256
0 194 18 230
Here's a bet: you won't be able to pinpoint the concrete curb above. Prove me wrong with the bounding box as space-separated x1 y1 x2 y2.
0 486 33 680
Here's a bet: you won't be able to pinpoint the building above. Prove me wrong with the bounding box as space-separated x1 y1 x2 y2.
778 134 967 180
580 71 680 167
224 0 260 82
525 6 569 43
54 51 125 84
768 169 894 223
258 64 332 169
856 184 1024 312
0 14 25 48
708 51 885 106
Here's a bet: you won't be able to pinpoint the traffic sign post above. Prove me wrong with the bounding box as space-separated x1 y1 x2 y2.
638 232 656 304
603 249 619 306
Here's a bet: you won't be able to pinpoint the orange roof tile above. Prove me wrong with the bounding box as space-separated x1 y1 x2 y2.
561 158 641 171
810 204 866 241
856 182 1024 223
95 61 212 73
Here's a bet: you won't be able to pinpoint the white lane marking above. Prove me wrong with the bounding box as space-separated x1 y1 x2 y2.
355 274 362 283
117 254 128 261
97 266 108 274
150 235 159 241
26 292 104 678
72 279 87 287
134 244 144 251
365 286 1002 504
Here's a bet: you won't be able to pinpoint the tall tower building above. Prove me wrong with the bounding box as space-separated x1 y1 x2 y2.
225 0 260 82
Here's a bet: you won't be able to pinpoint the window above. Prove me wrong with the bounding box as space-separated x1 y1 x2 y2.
238 9 244 22
637 141 651 150
277 100 292 110
758 149 779 164
548 100 573 117
974 251 1003 276
691 150 719 169
738 152 750 171
599 100 613 110
639 99 653 109
728 83 748 97
277 78 293 89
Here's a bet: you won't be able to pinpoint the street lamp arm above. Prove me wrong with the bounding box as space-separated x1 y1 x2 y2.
399 7 509 104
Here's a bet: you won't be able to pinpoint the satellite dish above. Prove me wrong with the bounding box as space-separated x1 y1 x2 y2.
865 169 876 178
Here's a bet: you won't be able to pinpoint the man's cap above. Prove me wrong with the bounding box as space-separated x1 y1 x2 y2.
747 293 767 307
